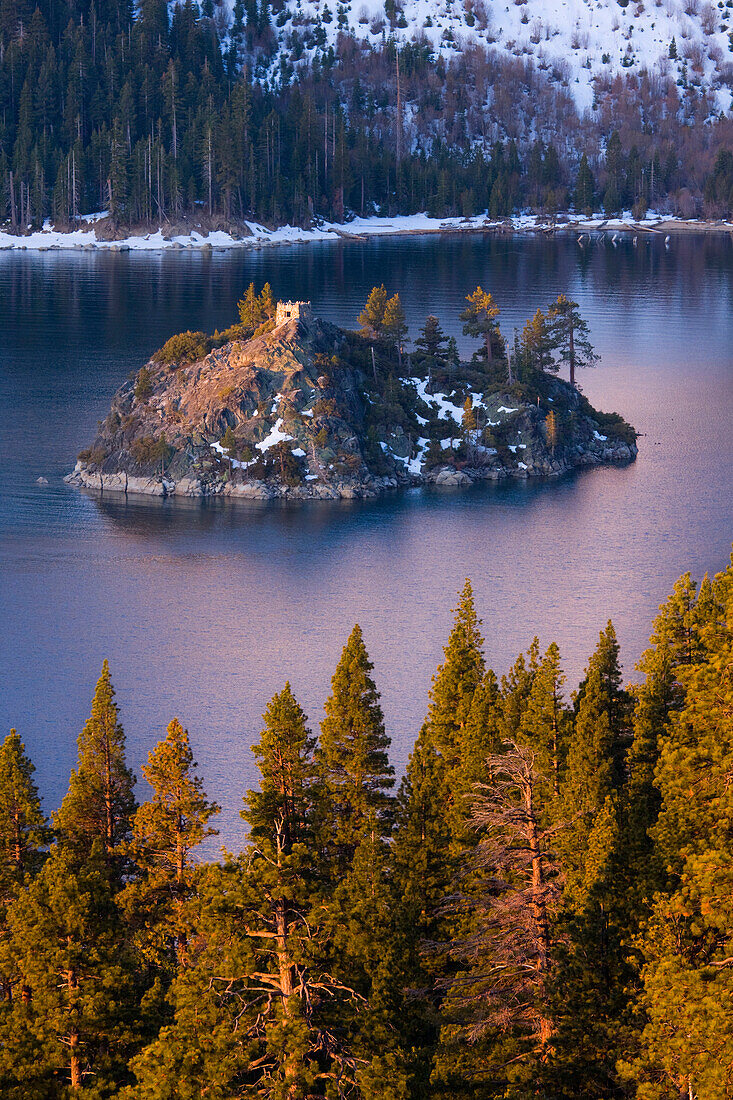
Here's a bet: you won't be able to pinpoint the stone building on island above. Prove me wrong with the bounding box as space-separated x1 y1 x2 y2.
275 300 313 327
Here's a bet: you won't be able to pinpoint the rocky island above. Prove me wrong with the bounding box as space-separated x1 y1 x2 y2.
67 294 637 502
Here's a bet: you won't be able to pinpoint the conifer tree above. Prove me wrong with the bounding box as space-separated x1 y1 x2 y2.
0 729 47 903
237 280 275 331
622 572 704 902
519 642 567 799
546 624 634 1098
437 744 563 1096
328 815 409 1098
245 682 318 847
358 285 388 340
121 719 219 972
624 555 733 1100
1 842 141 1096
546 294 598 387
413 315 449 381
561 622 630 881
424 580 486 769
54 661 137 879
545 409 559 455
520 308 557 376
500 637 541 742
128 684 364 1098
317 626 394 876
382 293 408 369
460 287 502 365
574 152 595 214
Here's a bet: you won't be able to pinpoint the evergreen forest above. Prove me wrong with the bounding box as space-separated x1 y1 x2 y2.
1 0 732 232
2 554 733 1098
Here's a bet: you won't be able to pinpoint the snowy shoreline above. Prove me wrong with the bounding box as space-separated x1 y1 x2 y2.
0 210 731 254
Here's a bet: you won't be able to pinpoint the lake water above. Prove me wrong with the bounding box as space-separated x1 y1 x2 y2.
1 232 731 850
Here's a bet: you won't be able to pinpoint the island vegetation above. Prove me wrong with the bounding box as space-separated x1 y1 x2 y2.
1 554 732 1098
68 284 636 500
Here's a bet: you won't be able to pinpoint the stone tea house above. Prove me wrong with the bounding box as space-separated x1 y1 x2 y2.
275 300 312 326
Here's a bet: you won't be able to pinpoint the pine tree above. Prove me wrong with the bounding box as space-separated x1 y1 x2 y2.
358 285 388 339
519 642 567 800
462 396 477 432
520 308 556 377
424 580 486 771
624 555 733 1100
0 730 47 904
328 816 410 1099
317 625 394 877
54 661 137 879
438 744 563 1096
237 280 273 330
459 287 501 365
128 684 362 1098
500 637 541 742
121 719 219 972
245 682 318 848
545 625 635 1098
546 294 598 387
574 152 595 214
413 315 449 380
382 293 408 369
561 622 630 873
1 842 141 1096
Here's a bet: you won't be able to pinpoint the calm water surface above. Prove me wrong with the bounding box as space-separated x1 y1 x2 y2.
1 233 731 849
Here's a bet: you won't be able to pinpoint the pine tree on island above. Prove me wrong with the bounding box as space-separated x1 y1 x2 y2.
460 287 502 366
413 314 449 382
237 281 276 333
520 308 557 376
546 294 598 387
382 293 408 370
358 285 388 340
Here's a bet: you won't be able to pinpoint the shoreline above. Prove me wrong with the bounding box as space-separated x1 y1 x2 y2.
65 443 637 503
1 210 731 254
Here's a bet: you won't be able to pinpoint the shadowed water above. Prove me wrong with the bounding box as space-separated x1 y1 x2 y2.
1 232 731 850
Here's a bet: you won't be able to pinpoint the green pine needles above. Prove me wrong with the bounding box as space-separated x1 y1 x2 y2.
2 554 733 1097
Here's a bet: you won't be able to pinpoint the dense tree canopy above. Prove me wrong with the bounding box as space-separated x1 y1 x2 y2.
2 554 733 1096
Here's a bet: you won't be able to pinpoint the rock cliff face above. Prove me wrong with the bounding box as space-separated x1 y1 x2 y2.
66 311 637 501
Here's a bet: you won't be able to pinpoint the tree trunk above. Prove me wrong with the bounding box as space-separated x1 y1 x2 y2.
67 962 81 1089
524 778 552 1045
275 818 299 1098
569 321 575 386
69 1027 82 1089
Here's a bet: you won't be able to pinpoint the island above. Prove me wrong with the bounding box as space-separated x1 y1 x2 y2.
66 295 637 502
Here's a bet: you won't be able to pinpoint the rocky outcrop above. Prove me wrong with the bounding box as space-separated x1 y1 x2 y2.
66 310 637 502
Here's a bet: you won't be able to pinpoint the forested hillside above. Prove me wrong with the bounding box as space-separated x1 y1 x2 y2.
0 0 731 231
1 555 733 1097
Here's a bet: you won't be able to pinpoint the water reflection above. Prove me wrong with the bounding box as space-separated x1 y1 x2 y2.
0 233 731 849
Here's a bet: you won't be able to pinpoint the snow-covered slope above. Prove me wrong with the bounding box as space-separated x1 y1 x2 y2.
217 0 732 113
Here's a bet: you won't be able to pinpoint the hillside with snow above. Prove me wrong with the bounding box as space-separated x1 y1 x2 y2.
213 0 732 114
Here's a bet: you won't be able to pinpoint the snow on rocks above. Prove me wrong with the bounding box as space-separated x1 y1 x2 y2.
256 418 294 452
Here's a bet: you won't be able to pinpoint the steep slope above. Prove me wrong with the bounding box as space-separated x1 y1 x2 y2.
226 0 733 114
66 308 637 501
